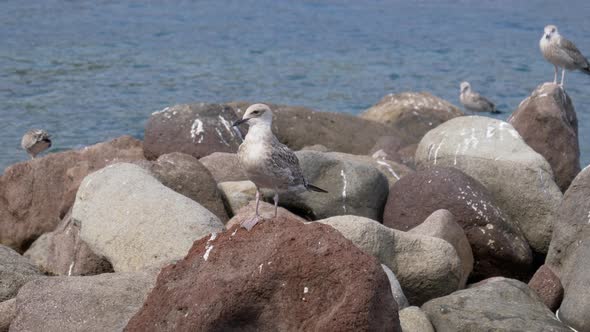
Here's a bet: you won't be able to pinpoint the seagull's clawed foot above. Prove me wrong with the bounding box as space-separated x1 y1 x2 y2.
240 214 263 231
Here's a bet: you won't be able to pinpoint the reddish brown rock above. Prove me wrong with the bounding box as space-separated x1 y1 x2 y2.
24 211 113 276
143 103 245 160
145 152 229 222
126 215 400 331
229 101 408 155
199 152 248 183
383 166 532 281
0 136 144 252
360 92 463 145
509 83 580 192
528 265 563 311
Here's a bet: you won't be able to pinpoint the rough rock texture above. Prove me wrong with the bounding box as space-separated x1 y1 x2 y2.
382 264 409 310
0 136 144 252
217 181 258 218
225 200 308 229
318 215 462 305
369 153 414 187
229 101 405 155
409 209 474 288
199 152 247 183
125 215 401 331
399 306 435 332
73 163 224 272
10 271 157 332
528 265 563 312
143 103 245 160
0 298 15 332
422 278 571 332
415 116 562 254
0 245 44 302
558 239 590 332
546 165 590 281
276 151 389 221
369 136 407 164
23 212 112 276
384 167 532 280
145 152 229 222
360 92 463 144
509 83 580 192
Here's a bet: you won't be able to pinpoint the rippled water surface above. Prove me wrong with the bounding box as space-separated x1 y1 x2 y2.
2 0 590 170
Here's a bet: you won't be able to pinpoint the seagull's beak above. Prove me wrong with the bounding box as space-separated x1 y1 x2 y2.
232 118 249 127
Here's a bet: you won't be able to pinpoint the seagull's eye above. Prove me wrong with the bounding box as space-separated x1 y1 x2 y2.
551 28 555 33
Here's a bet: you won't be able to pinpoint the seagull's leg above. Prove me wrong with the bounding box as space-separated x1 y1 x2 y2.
273 192 279 218
241 188 261 231
560 69 566 88
553 65 558 84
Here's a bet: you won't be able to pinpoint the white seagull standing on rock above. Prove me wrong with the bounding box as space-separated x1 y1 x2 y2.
540 24 590 87
233 103 327 231
459 82 498 114
21 129 52 159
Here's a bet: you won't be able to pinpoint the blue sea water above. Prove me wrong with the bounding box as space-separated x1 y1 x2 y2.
2 0 590 171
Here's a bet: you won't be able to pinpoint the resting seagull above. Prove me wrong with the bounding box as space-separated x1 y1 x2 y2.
233 103 327 231
460 82 498 114
21 129 52 159
540 24 590 87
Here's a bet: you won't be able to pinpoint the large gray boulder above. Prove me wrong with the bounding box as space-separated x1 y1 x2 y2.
509 83 580 192
143 103 245 160
422 278 570 332
360 92 463 145
0 298 15 332
73 163 224 272
415 116 562 254
10 271 157 332
278 151 389 221
546 165 590 281
0 245 43 302
318 215 462 305
558 239 590 332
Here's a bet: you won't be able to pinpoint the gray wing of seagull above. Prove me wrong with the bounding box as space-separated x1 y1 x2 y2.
464 92 495 113
267 139 306 189
558 37 590 69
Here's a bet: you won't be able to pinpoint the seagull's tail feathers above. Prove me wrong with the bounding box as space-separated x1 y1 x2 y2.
306 183 328 193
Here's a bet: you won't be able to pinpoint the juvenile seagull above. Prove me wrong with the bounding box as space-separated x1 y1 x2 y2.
459 82 498 114
233 103 327 231
21 129 52 159
540 24 590 87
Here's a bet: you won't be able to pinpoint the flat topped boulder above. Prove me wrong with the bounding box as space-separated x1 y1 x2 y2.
0 136 144 252
361 92 463 144
228 101 407 155
143 103 245 160
125 215 400 332
509 83 580 192
415 116 562 254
